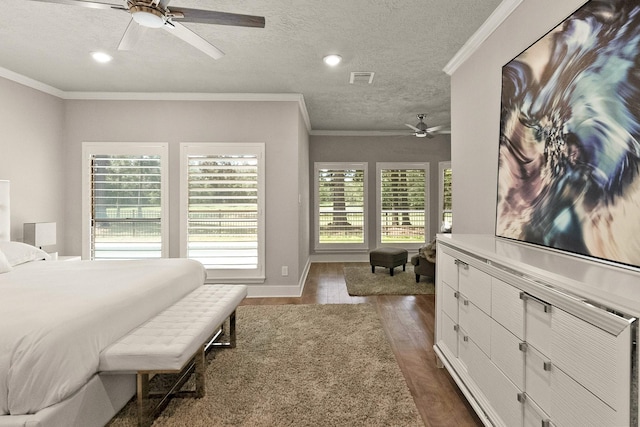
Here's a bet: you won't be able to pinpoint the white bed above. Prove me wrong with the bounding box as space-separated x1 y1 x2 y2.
0 180 207 427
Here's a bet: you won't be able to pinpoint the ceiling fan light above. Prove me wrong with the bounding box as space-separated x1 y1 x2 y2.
131 6 166 28
415 132 427 138
323 54 342 66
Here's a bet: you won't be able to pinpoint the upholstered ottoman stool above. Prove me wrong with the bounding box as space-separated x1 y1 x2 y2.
369 247 408 276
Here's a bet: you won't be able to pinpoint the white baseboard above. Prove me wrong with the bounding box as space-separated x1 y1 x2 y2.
245 258 311 298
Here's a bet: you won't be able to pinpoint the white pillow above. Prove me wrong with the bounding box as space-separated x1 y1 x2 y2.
0 241 50 266
0 250 12 273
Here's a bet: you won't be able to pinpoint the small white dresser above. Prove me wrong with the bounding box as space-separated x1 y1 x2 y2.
435 234 638 427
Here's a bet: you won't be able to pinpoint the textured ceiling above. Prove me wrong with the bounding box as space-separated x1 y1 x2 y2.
0 0 502 131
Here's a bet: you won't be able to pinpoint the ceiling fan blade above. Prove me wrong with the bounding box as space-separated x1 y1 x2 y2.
426 125 451 134
405 123 421 132
172 7 265 28
118 19 148 51
164 22 225 59
28 0 126 11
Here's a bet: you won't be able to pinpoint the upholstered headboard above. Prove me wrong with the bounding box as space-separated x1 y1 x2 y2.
0 180 9 241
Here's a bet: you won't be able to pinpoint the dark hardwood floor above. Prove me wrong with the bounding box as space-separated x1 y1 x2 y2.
241 262 483 427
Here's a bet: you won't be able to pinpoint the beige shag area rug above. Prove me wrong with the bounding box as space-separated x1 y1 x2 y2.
108 304 422 427
344 265 435 296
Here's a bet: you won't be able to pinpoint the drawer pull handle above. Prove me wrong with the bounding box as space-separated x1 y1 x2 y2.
520 293 552 313
543 361 552 371
519 342 528 352
542 420 551 427
454 291 459 299
453 324 459 332
463 335 469 342
454 259 469 269
517 392 526 403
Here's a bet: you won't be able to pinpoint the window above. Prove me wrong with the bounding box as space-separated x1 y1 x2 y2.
314 162 368 251
82 143 169 260
376 163 429 246
180 143 265 281
439 161 452 232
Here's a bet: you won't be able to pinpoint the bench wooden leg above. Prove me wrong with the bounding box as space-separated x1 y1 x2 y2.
195 344 206 398
137 373 152 427
229 310 237 348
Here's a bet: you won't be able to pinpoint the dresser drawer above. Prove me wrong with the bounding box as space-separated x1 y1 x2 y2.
524 293 552 356
466 336 522 427
551 361 621 427
459 263 491 315
458 325 472 373
442 282 458 322
491 277 524 339
491 319 524 390
485 362 523 427
550 307 631 411
459 296 491 356
438 250 458 290
525 345 623 427
523 395 552 427
440 311 458 358
524 345 551 414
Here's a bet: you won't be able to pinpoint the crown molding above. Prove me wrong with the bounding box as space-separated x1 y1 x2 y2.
310 130 410 137
60 91 300 102
0 66 65 98
443 0 523 76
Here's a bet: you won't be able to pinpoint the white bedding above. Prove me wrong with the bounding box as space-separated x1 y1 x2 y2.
0 258 205 416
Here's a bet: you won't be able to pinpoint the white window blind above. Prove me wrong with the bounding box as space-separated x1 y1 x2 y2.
439 161 452 232
82 143 168 260
181 143 265 278
315 163 367 250
378 163 429 245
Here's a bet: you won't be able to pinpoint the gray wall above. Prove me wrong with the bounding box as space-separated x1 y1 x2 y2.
0 78 65 246
450 0 584 233
62 99 305 296
309 133 451 255
0 81 309 296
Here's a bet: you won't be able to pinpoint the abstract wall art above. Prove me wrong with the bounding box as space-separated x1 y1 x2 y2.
496 0 640 269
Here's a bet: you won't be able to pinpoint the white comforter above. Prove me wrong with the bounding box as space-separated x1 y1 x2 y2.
0 258 205 415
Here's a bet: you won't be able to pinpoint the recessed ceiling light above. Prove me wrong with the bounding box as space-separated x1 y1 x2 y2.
91 51 113 64
323 54 342 66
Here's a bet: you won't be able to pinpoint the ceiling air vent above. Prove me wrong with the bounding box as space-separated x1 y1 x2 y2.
349 71 375 84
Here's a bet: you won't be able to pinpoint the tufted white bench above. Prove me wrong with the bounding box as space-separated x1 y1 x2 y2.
99 284 248 427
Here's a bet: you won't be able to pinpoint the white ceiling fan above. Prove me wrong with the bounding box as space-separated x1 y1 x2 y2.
28 0 266 59
405 114 450 138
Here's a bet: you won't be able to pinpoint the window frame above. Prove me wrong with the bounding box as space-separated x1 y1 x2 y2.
81 142 169 260
314 162 368 252
376 162 430 249
179 142 265 283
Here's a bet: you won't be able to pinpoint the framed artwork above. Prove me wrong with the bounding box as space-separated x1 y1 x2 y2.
496 0 640 269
